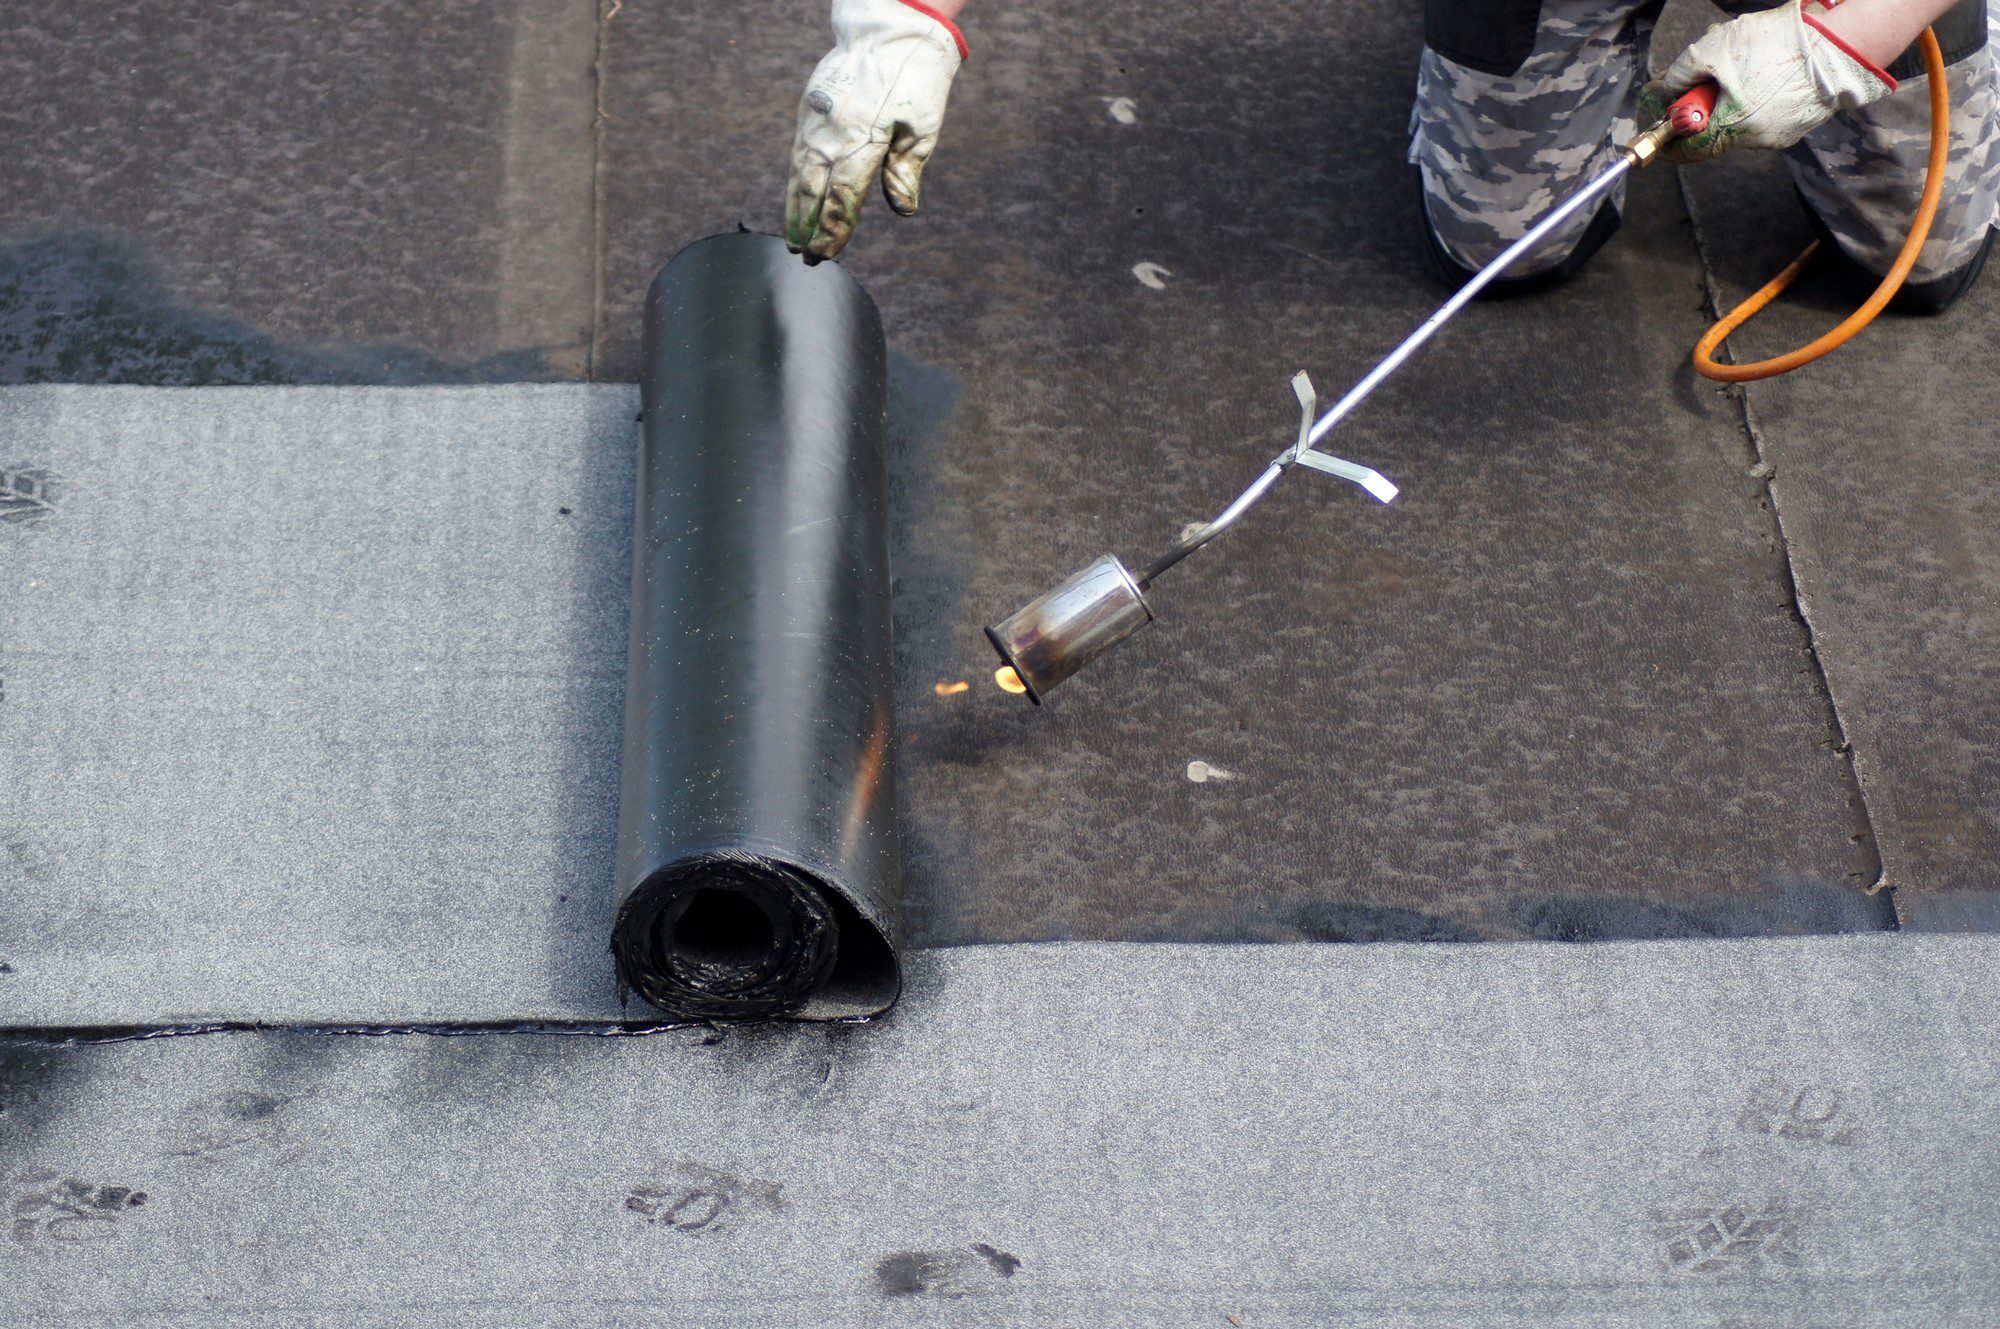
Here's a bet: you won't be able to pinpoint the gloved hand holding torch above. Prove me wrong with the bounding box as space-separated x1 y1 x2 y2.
1641 0 1951 163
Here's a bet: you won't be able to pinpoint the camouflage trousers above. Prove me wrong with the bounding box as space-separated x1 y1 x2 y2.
1410 1 2000 280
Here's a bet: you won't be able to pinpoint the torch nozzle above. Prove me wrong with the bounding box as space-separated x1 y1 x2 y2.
984 554 1154 704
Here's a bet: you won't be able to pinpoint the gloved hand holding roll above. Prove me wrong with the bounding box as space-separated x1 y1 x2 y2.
785 0 969 260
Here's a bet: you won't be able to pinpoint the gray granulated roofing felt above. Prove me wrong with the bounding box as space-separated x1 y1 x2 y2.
1 385 636 1025
2 936 1998 1326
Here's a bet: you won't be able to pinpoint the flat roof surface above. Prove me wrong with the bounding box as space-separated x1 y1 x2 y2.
2 0 1996 1319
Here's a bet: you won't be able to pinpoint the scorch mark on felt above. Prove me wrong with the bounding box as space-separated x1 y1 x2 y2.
623 1159 785 1235
1736 1081 1859 1146
166 1090 296 1162
874 1243 1021 1298
5 1169 149 1244
1649 1201 1803 1275
0 466 62 525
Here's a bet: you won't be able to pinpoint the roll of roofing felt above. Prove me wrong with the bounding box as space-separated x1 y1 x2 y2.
613 232 901 1021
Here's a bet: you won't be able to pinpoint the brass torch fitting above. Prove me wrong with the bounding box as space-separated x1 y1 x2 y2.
1624 118 1676 167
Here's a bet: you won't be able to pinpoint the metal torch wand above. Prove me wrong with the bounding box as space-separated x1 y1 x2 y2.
985 84 1720 704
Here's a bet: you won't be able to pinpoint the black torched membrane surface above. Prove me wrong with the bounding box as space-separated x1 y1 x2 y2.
615 235 901 1020
0 0 599 384
1676 145 2000 932
601 0 1889 944
5 0 1971 947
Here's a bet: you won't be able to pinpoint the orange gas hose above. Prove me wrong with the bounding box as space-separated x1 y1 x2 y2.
1693 26 1948 382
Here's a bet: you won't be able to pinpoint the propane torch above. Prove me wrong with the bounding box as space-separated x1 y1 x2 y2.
985 85 1721 704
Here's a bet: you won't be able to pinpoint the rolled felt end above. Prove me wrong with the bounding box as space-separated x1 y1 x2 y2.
612 853 840 1021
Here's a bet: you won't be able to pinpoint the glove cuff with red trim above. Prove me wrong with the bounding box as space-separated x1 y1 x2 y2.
880 0 968 61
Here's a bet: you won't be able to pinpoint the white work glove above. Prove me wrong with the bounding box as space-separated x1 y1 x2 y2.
785 0 967 261
1645 0 1898 163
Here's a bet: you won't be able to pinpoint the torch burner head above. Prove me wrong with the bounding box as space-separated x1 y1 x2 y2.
983 553 1154 704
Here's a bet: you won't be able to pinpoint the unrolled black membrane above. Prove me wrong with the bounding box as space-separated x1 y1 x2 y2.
614 232 902 1021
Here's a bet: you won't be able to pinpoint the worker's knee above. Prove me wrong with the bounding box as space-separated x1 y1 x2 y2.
1790 33 2000 286
1416 158 1624 283
1418 172 1626 297
1410 2 1658 276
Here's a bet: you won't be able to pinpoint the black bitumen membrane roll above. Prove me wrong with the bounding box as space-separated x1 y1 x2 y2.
613 231 902 1022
